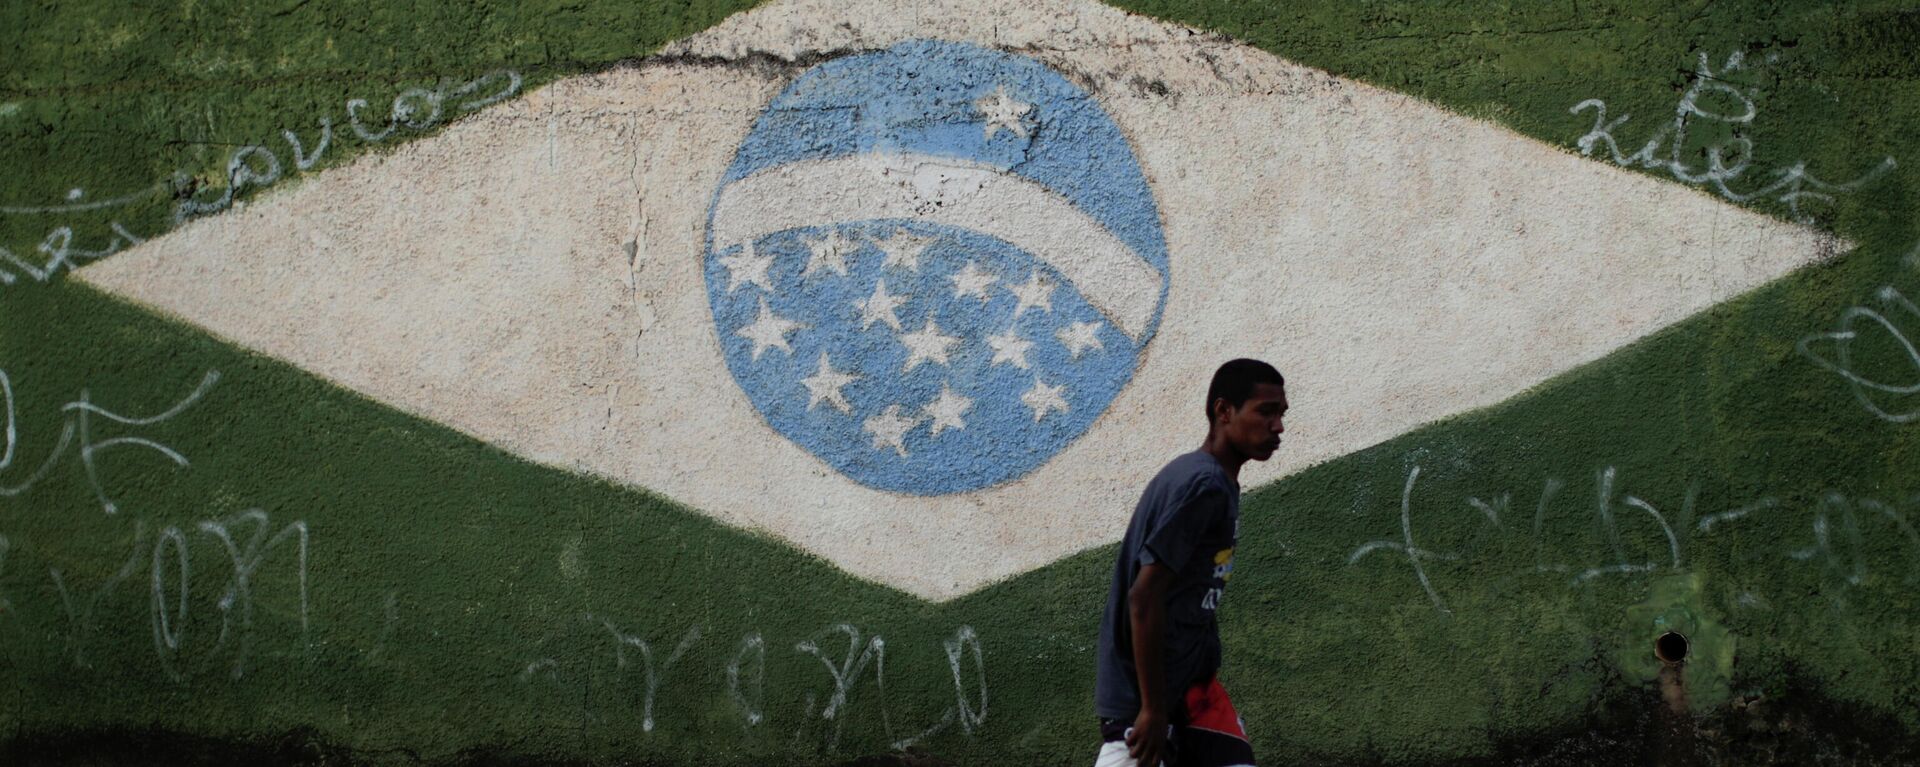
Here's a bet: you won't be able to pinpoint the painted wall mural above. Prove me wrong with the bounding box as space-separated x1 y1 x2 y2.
705 40 1168 493
2 0 1918 765
62 0 1840 600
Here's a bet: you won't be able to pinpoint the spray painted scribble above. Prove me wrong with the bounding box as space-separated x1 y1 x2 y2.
171 70 521 224
1348 462 1920 616
0 367 221 515
517 617 986 752
1799 284 1920 423
703 40 1169 495
0 71 520 289
1571 51 1894 223
24 510 311 680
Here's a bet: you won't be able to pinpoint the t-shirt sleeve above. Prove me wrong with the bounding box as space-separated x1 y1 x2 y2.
1140 488 1228 573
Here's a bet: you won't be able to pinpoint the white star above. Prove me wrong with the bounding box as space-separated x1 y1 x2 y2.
878 230 934 272
974 85 1033 140
855 279 909 332
1021 378 1070 422
800 352 859 414
1055 320 1105 359
898 313 961 373
923 384 973 437
950 260 996 302
986 327 1033 369
863 405 920 457
716 243 774 293
1008 269 1054 319
803 229 856 278
735 297 802 361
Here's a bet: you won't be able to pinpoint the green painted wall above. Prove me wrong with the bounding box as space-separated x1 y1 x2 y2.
3 1 1919 764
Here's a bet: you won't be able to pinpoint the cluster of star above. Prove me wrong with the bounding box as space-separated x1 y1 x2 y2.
717 225 1108 459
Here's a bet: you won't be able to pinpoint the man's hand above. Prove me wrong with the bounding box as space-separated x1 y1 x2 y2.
1127 709 1171 767
1127 562 1177 766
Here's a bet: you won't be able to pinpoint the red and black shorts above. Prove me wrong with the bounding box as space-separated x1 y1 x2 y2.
1097 677 1255 766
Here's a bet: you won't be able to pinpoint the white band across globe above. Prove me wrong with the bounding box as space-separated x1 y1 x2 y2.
711 151 1165 341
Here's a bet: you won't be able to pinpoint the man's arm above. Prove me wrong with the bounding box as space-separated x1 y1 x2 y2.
1125 562 1176 767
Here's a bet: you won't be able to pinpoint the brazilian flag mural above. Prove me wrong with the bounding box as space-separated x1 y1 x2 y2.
2 0 1917 764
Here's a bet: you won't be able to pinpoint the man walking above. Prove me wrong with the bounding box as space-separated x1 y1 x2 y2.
1094 359 1287 767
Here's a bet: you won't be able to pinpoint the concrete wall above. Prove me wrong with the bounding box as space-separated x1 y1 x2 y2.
2 1 1917 764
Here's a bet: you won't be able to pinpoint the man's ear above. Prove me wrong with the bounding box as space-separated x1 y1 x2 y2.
1209 397 1229 425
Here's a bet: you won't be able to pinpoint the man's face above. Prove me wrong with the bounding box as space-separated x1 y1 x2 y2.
1218 383 1288 462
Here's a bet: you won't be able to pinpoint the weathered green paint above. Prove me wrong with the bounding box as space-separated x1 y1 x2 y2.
4 1 1920 765
1616 573 1736 711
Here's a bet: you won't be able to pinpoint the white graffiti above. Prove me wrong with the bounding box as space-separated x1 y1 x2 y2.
594 617 703 733
727 632 768 726
1572 467 1683 584
41 509 311 680
1799 285 1920 423
0 222 145 287
0 367 220 514
1778 492 1920 588
195 510 312 679
0 70 520 288
517 657 561 685
893 624 989 750
1571 50 1894 223
171 70 521 224
150 524 191 680
0 184 166 215
39 509 312 680
1355 460 1920 614
1348 466 1457 615
797 623 890 750
517 621 985 749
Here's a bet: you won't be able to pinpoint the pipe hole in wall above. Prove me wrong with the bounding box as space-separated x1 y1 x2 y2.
1655 631 1689 665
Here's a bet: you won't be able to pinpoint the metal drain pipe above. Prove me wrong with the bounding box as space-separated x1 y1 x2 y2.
1654 631 1699 766
1656 631 1690 714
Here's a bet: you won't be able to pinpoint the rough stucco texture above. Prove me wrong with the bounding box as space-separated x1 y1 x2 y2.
3 0 1920 766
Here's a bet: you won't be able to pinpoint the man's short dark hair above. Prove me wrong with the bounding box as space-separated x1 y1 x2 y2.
1205 358 1285 422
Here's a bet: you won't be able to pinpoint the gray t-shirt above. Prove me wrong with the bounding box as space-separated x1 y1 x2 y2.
1094 450 1241 720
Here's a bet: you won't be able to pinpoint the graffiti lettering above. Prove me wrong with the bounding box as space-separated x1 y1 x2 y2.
1763 492 1920 587
0 222 145 287
594 617 703 733
150 525 191 680
172 70 521 225
517 621 986 749
1355 460 1920 614
41 510 310 680
39 509 311 680
1572 467 1684 584
0 367 220 514
894 624 989 749
1348 466 1457 614
196 510 311 679
797 623 891 750
727 632 768 727
0 70 522 290
1571 50 1894 223
1799 285 1920 423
